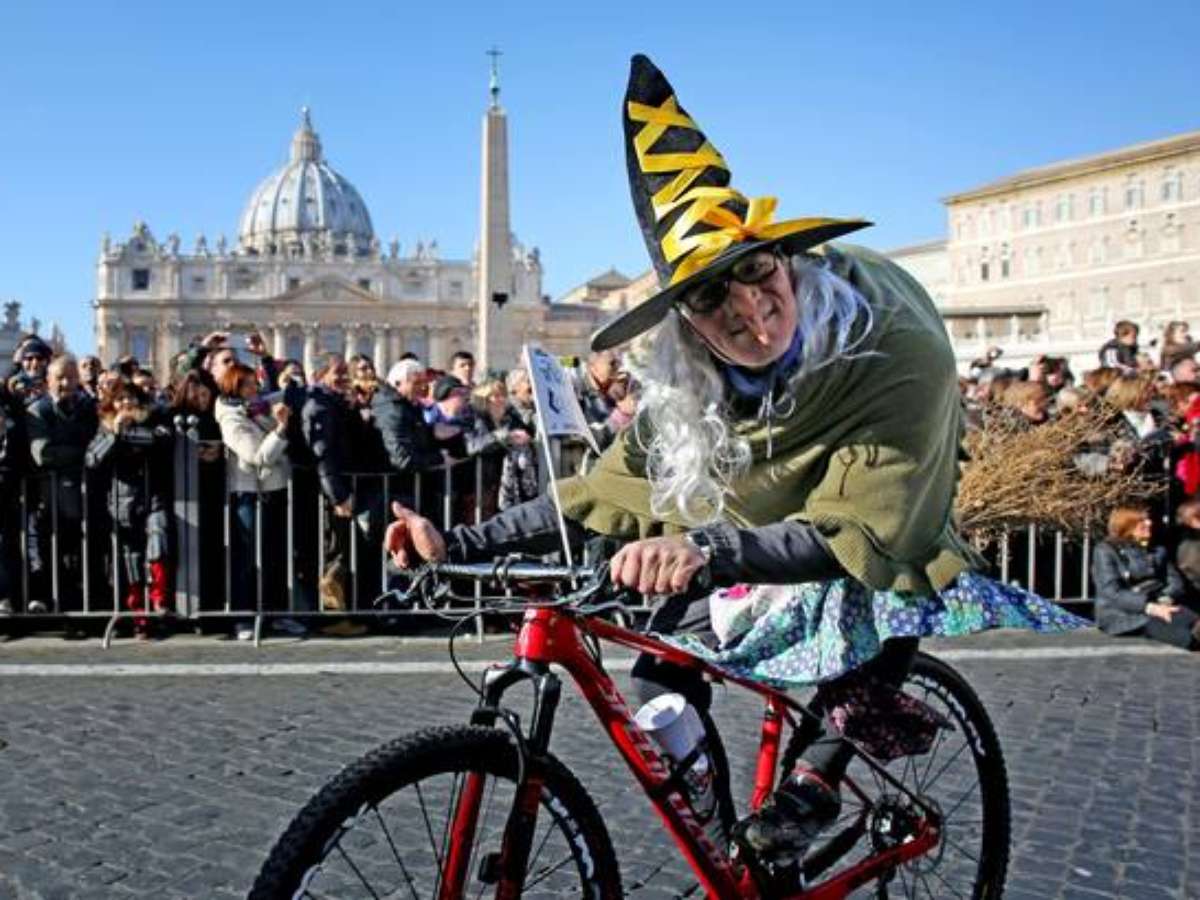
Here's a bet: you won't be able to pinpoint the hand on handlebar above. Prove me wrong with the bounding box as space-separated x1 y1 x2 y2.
610 535 707 595
385 501 447 568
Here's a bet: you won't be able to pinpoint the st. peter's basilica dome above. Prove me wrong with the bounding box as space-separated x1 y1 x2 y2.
237 108 375 257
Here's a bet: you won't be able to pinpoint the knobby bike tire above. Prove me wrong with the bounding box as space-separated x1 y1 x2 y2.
249 724 623 900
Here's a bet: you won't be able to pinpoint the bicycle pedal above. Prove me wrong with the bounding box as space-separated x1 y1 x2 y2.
477 851 501 884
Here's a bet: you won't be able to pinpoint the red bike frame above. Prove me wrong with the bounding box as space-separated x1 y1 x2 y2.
443 604 940 900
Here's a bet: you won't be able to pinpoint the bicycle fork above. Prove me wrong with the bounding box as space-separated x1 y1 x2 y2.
438 658 560 900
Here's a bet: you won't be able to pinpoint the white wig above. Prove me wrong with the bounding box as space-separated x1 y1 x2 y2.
629 254 873 525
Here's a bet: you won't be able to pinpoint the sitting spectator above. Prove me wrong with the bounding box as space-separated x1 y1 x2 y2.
999 381 1050 428
1091 505 1198 650
1098 320 1139 371
1174 500 1200 599
25 354 97 613
85 382 173 638
215 363 302 639
1165 350 1198 385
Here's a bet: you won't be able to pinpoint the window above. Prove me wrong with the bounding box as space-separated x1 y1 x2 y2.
448 281 464 301
1088 187 1107 216
287 277 301 291
980 259 989 281
190 275 207 293
1125 177 1143 210
357 278 372 291
132 268 150 290
1161 168 1183 202
1163 213 1181 252
1022 206 1034 229
1055 193 1073 222
1000 243 1010 278
130 329 151 362
234 268 257 291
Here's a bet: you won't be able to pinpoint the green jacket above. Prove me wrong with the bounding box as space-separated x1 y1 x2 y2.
556 243 978 594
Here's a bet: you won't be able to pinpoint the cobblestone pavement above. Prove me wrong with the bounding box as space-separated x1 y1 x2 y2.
0 632 1196 899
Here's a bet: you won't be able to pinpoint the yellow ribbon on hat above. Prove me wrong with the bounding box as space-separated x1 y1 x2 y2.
628 96 824 285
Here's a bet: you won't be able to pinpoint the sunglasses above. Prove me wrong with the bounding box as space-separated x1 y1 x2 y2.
678 251 782 316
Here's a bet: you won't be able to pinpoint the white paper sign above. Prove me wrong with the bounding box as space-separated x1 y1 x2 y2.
523 344 600 455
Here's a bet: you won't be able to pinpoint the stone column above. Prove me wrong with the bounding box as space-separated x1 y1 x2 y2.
303 324 318 375
373 324 389 372
389 327 403 364
272 324 287 360
428 326 447 371
104 320 125 362
343 323 358 361
161 320 184 381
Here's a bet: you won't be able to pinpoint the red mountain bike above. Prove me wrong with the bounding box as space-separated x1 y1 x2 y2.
251 560 1009 899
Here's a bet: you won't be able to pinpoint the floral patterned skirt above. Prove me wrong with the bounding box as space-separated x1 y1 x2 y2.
661 571 1089 690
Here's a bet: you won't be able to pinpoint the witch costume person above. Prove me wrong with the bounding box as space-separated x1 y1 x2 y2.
385 54 1084 862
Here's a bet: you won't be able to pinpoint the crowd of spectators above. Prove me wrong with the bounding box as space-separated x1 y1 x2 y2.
963 318 1200 651
0 330 641 639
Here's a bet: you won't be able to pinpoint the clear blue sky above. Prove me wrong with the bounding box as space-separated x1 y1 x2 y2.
2 0 1198 354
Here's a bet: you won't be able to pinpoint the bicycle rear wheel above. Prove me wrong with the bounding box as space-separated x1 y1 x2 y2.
250 724 623 900
791 652 1010 899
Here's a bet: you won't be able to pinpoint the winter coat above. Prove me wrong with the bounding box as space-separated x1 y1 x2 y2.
214 398 291 493
368 385 442 474
25 392 98 519
300 386 356 505
1090 540 1186 635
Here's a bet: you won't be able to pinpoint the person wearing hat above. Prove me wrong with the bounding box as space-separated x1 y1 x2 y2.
385 55 1083 862
12 334 52 381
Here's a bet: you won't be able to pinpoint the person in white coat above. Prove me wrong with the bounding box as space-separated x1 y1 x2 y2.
214 362 304 639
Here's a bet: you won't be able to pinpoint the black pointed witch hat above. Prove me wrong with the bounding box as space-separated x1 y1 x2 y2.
591 54 871 352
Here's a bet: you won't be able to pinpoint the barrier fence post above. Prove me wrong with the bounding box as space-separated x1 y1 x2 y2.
19 477 29 613
49 471 60 610
253 488 264 646
1026 524 1037 592
81 470 90 614
1053 531 1064 601
286 469 297 614
349 474 359 613
1000 530 1010 584
474 456 484 642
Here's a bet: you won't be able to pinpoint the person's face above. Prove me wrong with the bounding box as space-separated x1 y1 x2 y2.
512 378 533 404
588 350 619 384
1133 517 1153 544
79 357 100 384
1020 396 1048 424
238 376 257 401
208 348 236 382
114 393 139 415
1119 329 1139 347
133 373 156 394
488 386 507 414
680 252 798 369
195 385 213 412
279 362 305 388
21 354 47 377
47 363 79 401
451 358 475 385
352 359 375 382
322 363 350 395
1173 358 1198 384
441 388 469 418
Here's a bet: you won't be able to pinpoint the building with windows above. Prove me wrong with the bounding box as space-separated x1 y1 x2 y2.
936 129 1200 372
0 301 66 365
95 73 601 380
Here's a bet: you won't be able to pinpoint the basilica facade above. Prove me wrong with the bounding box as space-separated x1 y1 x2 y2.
95 96 600 380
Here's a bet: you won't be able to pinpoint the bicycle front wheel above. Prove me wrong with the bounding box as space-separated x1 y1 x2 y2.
250 725 623 900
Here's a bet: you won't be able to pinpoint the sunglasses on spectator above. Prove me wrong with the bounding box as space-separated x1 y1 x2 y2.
678 251 782 317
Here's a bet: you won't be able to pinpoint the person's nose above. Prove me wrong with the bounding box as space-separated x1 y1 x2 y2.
725 282 771 345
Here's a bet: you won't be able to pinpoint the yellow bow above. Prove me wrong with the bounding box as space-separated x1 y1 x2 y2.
628 96 824 285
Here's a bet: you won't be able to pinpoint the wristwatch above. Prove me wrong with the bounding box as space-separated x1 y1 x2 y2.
683 530 714 565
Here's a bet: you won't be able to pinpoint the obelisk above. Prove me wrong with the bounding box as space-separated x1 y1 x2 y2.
476 47 515 373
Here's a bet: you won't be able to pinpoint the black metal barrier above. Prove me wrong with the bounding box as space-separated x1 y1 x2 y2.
0 420 1094 645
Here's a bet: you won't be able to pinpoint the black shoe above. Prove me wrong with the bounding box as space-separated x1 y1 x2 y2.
733 769 841 863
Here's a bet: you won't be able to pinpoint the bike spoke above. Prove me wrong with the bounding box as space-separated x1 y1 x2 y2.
524 852 580 890
920 739 971 794
371 803 421 900
524 813 559 880
943 834 981 865
940 776 982 822
916 718 949 789
923 862 968 899
335 843 383 900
